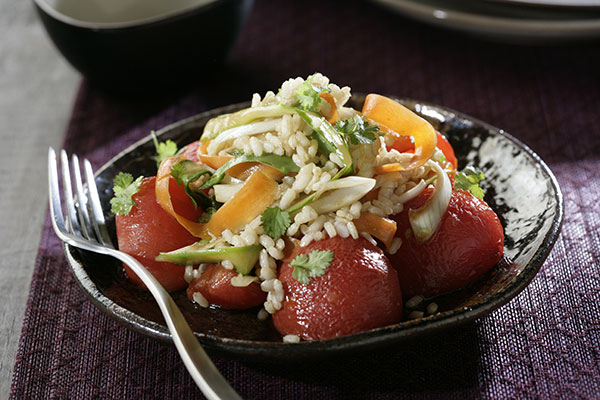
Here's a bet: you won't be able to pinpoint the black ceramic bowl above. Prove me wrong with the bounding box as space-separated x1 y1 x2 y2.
65 97 563 361
34 0 253 89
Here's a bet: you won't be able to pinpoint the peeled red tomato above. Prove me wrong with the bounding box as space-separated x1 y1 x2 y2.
389 189 504 297
187 264 266 310
273 237 403 340
115 177 200 291
180 140 201 162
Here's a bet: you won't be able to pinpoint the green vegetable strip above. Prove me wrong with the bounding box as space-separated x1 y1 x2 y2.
286 193 317 214
170 160 212 209
291 107 354 179
199 153 300 189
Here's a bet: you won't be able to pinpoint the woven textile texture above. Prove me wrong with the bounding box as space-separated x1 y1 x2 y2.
11 0 600 399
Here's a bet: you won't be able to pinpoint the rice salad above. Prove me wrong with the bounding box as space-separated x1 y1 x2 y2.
162 74 450 316
112 72 504 341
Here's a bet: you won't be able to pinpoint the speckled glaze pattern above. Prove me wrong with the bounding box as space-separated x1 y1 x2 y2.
64 97 563 360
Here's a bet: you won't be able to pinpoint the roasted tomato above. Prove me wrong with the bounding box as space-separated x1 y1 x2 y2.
186 264 266 309
389 188 504 298
180 140 201 162
273 237 403 340
387 131 457 170
435 132 457 169
116 176 200 291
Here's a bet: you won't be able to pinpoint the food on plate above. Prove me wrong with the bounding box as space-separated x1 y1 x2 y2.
273 237 402 341
389 188 504 297
114 175 200 291
186 263 266 310
110 73 504 341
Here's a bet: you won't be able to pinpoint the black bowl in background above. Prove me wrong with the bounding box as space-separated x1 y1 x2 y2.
34 0 253 90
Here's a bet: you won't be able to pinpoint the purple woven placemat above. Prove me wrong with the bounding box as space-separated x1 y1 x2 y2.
11 0 600 398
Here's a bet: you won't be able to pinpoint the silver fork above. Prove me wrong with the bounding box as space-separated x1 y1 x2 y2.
48 148 242 400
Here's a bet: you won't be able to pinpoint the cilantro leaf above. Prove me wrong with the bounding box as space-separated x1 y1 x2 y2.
110 172 143 215
290 250 334 284
296 76 330 113
152 132 178 168
261 207 291 239
335 115 380 145
455 166 486 199
170 162 189 186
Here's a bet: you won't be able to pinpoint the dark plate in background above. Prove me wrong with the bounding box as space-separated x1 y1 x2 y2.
64 96 563 361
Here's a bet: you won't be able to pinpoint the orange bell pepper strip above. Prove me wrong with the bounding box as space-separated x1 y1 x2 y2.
362 94 437 172
319 92 339 125
353 212 397 251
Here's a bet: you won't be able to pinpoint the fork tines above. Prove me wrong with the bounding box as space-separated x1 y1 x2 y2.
48 148 113 248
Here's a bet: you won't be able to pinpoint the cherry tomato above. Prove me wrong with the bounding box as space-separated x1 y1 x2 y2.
180 140 201 162
389 188 504 297
435 132 457 169
116 177 201 291
187 264 266 310
388 134 414 154
273 237 403 340
387 131 457 170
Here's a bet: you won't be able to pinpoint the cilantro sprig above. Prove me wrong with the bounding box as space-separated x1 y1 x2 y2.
290 250 334 284
110 172 143 215
296 76 330 113
152 132 178 168
261 207 291 239
455 166 486 199
335 115 381 145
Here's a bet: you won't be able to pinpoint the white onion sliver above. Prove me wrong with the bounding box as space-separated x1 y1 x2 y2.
310 177 376 214
397 179 428 204
213 183 243 203
231 273 260 287
208 119 280 154
408 161 451 243
319 176 375 192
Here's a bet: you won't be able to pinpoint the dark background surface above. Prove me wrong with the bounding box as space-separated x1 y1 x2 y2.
10 0 600 398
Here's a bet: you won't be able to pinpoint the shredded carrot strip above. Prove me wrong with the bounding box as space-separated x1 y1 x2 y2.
362 94 437 171
206 170 277 236
155 156 210 239
353 212 397 251
196 139 231 169
374 163 405 175
226 162 284 181
319 92 339 125
199 140 211 154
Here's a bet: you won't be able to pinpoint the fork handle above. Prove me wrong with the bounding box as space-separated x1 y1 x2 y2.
112 250 243 400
